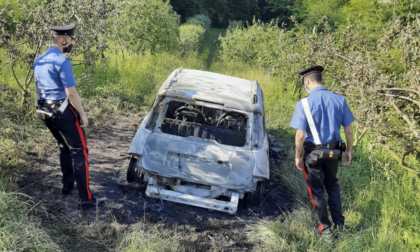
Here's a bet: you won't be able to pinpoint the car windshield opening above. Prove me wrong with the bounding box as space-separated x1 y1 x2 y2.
160 101 248 147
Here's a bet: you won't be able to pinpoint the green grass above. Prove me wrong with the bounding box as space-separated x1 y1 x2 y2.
1 28 420 252
0 46 210 251
209 60 420 252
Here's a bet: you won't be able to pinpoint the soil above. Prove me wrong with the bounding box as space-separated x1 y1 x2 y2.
19 113 292 251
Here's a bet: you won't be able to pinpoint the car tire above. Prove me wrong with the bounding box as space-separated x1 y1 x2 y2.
246 180 265 204
127 156 138 183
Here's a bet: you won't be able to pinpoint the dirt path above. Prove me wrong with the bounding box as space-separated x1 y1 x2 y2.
20 113 291 251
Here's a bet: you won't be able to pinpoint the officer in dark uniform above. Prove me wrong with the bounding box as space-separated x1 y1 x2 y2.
33 23 104 209
290 66 354 241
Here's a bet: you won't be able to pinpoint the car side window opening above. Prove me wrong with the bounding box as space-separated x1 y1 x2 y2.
145 96 164 130
160 100 248 147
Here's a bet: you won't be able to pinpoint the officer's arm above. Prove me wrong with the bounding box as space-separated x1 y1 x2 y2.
65 87 88 127
344 125 353 152
343 125 353 166
294 130 306 170
295 130 306 158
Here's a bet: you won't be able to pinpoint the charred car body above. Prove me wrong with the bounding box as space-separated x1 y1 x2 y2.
127 68 269 214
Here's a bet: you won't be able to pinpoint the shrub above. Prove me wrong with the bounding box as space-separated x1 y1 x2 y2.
228 20 243 29
186 14 211 31
178 24 206 55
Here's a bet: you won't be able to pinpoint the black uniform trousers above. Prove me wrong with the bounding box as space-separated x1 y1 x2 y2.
41 103 93 201
303 149 345 234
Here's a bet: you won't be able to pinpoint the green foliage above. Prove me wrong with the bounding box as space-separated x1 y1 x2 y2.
179 24 206 55
210 59 420 252
170 0 259 28
303 0 350 27
218 19 288 70
0 182 62 251
264 0 305 25
228 20 243 29
111 0 180 54
0 0 115 112
0 85 51 175
186 14 211 31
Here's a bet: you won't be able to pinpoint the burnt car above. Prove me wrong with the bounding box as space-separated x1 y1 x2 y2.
127 68 269 214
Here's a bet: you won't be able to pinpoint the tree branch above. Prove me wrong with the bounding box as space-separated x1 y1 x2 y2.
384 93 420 106
390 101 420 139
354 127 369 147
10 62 24 91
383 88 420 95
382 143 420 178
402 148 419 168
24 37 43 89
333 53 354 64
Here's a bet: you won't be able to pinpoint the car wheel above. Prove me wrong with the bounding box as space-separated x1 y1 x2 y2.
127 156 138 183
246 180 265 204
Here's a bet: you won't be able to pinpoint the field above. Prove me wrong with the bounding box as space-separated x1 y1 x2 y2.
1 0 420 251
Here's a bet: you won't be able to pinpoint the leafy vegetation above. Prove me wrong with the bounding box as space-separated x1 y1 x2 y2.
1 0 420 251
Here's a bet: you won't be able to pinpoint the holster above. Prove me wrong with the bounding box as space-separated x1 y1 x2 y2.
319 149 341 160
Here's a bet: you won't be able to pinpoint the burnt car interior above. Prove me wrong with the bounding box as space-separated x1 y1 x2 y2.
160 101 248 147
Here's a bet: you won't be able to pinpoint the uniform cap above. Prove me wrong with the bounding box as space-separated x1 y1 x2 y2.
49 23 76 39
298 65 324 77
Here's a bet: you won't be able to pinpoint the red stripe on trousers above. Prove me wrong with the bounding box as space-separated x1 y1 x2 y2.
302 150 316 210
318 223 324 234
69 106 92 200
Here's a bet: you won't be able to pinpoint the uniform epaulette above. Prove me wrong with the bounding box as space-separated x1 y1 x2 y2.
332 91 343 96
298 95 309 101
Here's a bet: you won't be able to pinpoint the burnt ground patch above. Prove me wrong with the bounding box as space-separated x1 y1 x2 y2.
19 113 292 251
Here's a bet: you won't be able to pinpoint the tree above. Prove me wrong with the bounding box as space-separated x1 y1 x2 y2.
0 0 115 113
111 0 180 54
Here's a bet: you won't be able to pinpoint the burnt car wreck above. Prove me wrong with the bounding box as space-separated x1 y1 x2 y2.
127 68 269 214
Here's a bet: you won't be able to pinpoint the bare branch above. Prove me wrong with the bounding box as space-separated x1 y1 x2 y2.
23 69 32 90
402 148 419 168
354 127 369 147
333 53 354 64
10 62 24 91
7 40 30 47
25 37 44 89
384 93 420 106
382 143 420 178
383 88 420 95
390 101 420 139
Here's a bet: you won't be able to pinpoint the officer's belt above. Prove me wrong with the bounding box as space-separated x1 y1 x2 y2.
304 142 339 150
36 98 69 117
41 98 69 113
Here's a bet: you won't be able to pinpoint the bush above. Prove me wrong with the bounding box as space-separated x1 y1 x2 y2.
228 20 243 29
178 24 206 55
111 0 180 53
186 14 211 31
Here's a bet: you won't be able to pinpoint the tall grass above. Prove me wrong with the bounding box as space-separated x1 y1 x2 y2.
210 61 420 251
0 45 208 251
0 181 64 251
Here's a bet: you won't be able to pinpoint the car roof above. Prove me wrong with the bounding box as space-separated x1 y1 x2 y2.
158 68 264 113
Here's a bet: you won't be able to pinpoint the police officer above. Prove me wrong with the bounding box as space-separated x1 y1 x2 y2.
290 66 354 242
33 23 104 209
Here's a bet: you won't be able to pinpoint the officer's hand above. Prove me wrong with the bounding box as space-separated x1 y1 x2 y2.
80 114 89 128
343 151 352 166
295 157 303 171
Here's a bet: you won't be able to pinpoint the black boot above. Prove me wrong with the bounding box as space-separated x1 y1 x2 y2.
333 224 344 237
62 184 74 195
78 197 105 210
